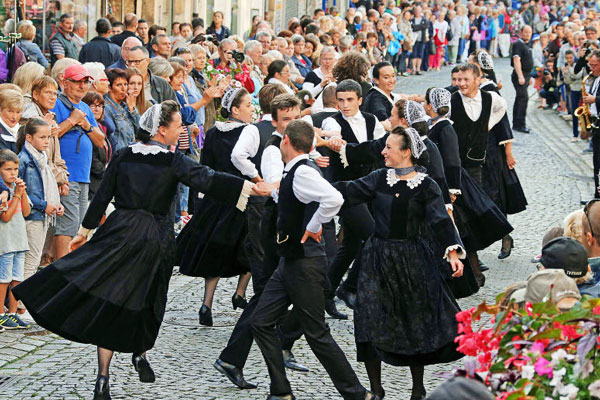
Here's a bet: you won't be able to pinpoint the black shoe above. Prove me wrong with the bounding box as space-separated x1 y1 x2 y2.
476 273 486 287
416 71 422 75
336 286 356 310
232 293 248 310
132 353 156 383
365 389 384 399
199 304 213 326
410 387 426 400
479 260 489 272
213 359 257 389
282 350 309 372
325 299 348 320
513 126 531 133
498 235 514 260
93 375 111 400
267 394 296 400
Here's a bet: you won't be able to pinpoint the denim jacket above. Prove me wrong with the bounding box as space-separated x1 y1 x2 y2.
292 54 312 78
578 257 600 298
18 146 46 221
103 94 140 152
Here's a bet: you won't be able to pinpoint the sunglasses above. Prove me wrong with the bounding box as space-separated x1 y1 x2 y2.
584 199 599 237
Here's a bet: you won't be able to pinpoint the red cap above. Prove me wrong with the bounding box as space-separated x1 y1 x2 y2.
64 64 92 81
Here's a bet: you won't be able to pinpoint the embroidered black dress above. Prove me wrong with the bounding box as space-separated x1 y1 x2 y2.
13 142 247 353
335 169 464 366
176 121 251 278
480 81 528 215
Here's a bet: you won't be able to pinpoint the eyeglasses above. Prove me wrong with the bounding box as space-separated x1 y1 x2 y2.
584 199 599 237
67 79 90 85
126 59 146 66
89 103 104 109
174 47 192 55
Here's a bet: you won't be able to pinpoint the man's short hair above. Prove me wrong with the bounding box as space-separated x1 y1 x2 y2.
458 63 482 77
130 45 149 57
59 13 73 23
256 31 271 41
586 26 598 34
73 20 86 31
192 18 204 29
244 40 262 54
284 120 314 153
258 84 287 114
305 24 320 35
271 93 300 121
322 85 337 108
139 19 147 25
123 13 138 29
112 21 124 29
336 79 362 98
152 34 168 46
314 8 324 16
96 18 111 35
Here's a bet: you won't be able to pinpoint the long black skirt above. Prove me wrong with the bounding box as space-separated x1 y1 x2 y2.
13 208 175 354
176 197 249 278
355 236 463 366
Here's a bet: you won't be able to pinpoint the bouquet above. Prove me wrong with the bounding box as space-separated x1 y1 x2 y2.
204 60 255 122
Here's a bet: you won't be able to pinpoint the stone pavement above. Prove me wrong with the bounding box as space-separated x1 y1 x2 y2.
0 58 593 399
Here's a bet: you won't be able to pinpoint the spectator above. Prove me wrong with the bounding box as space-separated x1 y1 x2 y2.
148 57 174 81
50 14 79 65
111 13 140 47
125 67 146 115
581 201 600 294
245 40 264 91
78 18 121 68
147 25 167 58
173 22 193 49
303 46 335 98
12 62 45 95
16 22 48 68
562 49 584 141
126 45 177 104
103 68 139 151
50 64 105 260
108 36 142 70
428 377 494 400
137 19 149 45
111 21 124 37
448 10 461 64
517 269 582 311
303 34 319 64
511 25 533 133
206 11 230 42
189 44 217 130
72 20 87 52
0 89 24 153
213 39 255 93
151 34 172 59
411 6 428 75
540 60 560 109
264 59 294 94
290 34 312 78
83 62 109 96
256 31 272 54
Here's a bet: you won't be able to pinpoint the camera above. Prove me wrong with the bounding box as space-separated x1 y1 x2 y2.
231 49 245 63
191 34 219 46
360 41 367 48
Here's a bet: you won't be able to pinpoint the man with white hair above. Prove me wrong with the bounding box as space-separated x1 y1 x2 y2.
245 40 263 85
83 62 109 96
108 36 142 70
256 31 272 54
72 20 87 52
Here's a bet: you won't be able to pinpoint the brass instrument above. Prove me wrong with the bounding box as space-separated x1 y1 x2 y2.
576 74 593 139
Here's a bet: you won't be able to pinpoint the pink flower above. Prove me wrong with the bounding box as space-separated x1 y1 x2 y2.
534 357 553 378
531 341 546 354
593 306 600 315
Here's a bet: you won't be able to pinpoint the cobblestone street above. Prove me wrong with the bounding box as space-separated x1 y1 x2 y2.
0 58 592 399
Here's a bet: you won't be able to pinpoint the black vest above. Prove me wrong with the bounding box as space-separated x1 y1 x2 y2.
450 90 492 168
276 159 324 259
311 110 338 129
329 111 377 181
250 119 276 170
264 133 282 151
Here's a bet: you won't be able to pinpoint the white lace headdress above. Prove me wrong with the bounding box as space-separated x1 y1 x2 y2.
405 127 426 159
428 88 452 113
477 51 494 70
404 100 427 127
139 103 163 137
222 87 243 112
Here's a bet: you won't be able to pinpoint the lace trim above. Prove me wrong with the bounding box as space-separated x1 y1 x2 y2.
443 244 466 262
340 144 349 168
446 203 454 211
449 189 462 195
499 139 515 146
386 169 427 189
235 180 253 212
214 121 246 132
130 142 169 155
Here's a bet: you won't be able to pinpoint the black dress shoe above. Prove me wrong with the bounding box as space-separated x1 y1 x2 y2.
325 299 348 320
513 126 531 133
267 394 296 400
336 286 356 310
365 389 383 399
282 350 309 372
498 235 514 260
199 304 213 326
214 359 257 389
132 353 156 383
410 387 426 400
479 260 489 272
232 293 248 310
93 375 111 400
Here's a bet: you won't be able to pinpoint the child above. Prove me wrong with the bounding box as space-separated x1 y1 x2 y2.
17 119 63 293
0 149 31 330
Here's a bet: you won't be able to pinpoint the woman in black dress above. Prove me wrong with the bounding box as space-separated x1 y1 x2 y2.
176 87 255 326
361 61 399 131
468 50 527 259
13 101 258 400
334 126 465 400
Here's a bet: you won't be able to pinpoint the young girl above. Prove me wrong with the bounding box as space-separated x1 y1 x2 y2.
0 149 31 330
17 119 64 291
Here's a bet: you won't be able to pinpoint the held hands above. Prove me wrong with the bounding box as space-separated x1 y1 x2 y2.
315 156 330 168
69 235 87 252
251 181 276 197
448 251 464 278
327 137 346 152
301 228 322 244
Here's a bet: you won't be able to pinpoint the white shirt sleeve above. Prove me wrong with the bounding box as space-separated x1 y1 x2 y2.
488 91 508 130
302 81 324 98
321 117 342 137
373 119 387 139
261 145 284 184
231 125 260 179
292 165 344 233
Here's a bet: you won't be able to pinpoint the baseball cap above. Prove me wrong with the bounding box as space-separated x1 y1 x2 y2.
532 33 540 41
428 377 494 400
525 269 581 306
540 237 588 278
531 226 564 263
64 64 92 81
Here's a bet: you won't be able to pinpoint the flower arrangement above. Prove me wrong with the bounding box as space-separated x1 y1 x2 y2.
454 295 600 399
204 60 254 122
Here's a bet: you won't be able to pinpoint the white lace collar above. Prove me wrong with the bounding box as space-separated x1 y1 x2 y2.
386 169 427 189
130 142 169 155
214 120 247 132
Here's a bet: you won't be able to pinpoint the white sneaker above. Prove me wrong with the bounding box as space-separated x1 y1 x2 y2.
571 137 579 143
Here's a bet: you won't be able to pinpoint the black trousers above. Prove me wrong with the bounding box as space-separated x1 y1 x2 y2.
512 72 530 129
593 132 600 199
325 203 374 299
251 256 366 399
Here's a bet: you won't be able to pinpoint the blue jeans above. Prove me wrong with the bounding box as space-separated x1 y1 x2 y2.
458 38 466 62
570 90 582 138
176 182 189 216
0 251 25 283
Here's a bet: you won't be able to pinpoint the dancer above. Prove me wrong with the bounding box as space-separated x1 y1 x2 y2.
334 126 464 400
361 61 399 131
13 101 262 400
176 87 255 326
251 119 379 400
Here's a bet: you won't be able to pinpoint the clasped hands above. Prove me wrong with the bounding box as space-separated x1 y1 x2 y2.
314 135 347 153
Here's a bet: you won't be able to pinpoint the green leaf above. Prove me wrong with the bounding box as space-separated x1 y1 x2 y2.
532 301 560 316
490 361 506 373
554 307 594 322
529 328 562 340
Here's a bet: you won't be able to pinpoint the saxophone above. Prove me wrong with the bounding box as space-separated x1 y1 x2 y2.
575 74 593 139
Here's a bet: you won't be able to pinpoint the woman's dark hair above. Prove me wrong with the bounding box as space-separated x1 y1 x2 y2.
105 68 128 88
16 118 49 152
372 61 393 79
136 100 181 143
220 88 250 119
389 126 427 166
425 87 450 116
288 21 301 33
264 60 288 84
82 91 105 121
208 11 224 31
0 149 19 167
332 51 370 83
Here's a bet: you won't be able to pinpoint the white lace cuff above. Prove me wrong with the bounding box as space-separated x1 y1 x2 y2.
340 144 349 168
77 226 93 239
449 189 462 195
446 203 454 211
499 139 515 145
444 244 466 262
236 180 253 212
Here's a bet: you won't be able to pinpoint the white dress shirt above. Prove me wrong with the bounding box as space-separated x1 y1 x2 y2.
285 154 344 233
261 132 285 184
231 114 273 179
458 90 507 130
302 67 326 98
321 111 387 143
268 77 295 94
587 76 600 116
